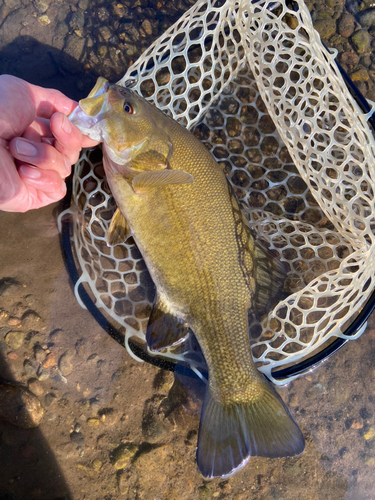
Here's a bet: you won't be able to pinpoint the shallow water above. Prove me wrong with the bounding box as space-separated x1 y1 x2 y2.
1 0 375 499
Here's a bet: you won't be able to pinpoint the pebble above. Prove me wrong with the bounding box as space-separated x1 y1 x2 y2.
339 51 360 66
363 427 375 440
338 12 355 37
70 430 85 446
92 458 102 471
33 0 51 13
34 345 46 363
59 351 74 376
87 353 98 362
5 330 24 350
351 29 371 53
7 351 18 360
313 18 337 39
7 316 21 326
37 365 50 381
98 408 119 426
4 0 21 8
38 14 51 26
142 395 170 442
350 68 370 81
0 383 44 428
141 19 153 35
28 378 44 396
43 352 57 368
111 442 138 469
24 359 36 376
44 392 57 407
87 417 100 427
351 419 363 429
357 8 375 28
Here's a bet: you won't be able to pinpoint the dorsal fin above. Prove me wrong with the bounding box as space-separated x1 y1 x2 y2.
146 294 188 352
252 241 286 315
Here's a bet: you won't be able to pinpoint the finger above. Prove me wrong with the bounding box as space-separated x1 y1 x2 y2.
50 112 98 165
22 117 52 142
29 83 78 118
18 164 67 195
9 137 71 178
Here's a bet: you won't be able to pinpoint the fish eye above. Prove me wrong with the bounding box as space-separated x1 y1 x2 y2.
123 102 134 114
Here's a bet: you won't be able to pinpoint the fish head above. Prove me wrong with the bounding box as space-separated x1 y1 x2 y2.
70 77 171 168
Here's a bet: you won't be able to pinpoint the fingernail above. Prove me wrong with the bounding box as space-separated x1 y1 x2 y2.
19 165 41 179
61 115 72 134
16 139 37 157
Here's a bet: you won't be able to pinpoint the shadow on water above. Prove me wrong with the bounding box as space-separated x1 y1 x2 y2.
0 36 102 100
0 353 71 500
0 37 104 500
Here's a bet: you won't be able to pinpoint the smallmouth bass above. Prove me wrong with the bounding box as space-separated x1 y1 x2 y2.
70 77 305 478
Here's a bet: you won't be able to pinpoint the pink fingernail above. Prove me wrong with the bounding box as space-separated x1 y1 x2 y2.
19 165 41 179
61 115 72 134
16 139 38 157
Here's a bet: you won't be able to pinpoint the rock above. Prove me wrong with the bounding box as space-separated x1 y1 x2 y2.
141 19 153 35
87 417 100 427
44 392 57 407
313 18 337 39
98 408 119 426
2 426 31 447
5 330 24 350
7 351 18 360
153 369 175 393
364 428 375 440
0 383 44 428
357 8 375 28
339 51 360 66
23 359 36 376
338 13 355 37
34 345 46 363
28 378 44 396
351 29 371 53
42 352 57 368
59 351 74 376
70 431 85 446
69 11 85 30
33 0 51 12
142 395 169 442
111 443 138 469
4 0 21 8
92 458 102 470
350 68 370 81
87 353 98 362
37 365 49 381
38 14 50 26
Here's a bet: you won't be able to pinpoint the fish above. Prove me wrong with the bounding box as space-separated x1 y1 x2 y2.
69 77 305 478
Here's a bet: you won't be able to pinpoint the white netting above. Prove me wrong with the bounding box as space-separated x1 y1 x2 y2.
59 0 375 384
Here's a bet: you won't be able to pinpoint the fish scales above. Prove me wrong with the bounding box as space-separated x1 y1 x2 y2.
70 77 305 479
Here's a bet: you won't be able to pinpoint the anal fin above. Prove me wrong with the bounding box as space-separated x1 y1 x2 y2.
106 208 131 247
146 295 188 352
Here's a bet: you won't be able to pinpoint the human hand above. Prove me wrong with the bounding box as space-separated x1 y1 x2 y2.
0 75 98 212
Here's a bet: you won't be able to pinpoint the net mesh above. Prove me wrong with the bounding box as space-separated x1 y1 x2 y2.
59 0 375 384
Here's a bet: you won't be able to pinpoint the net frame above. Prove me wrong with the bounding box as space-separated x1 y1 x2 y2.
59 0 375 385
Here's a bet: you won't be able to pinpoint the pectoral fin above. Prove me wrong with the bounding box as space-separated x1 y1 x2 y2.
133 170 193 194
146 295 188 352
106 208 131 247
252 241 286 315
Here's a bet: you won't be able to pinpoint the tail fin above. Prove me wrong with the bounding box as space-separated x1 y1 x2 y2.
196 380 305 478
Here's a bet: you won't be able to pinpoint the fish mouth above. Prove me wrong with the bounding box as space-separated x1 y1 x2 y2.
68 77 110 142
